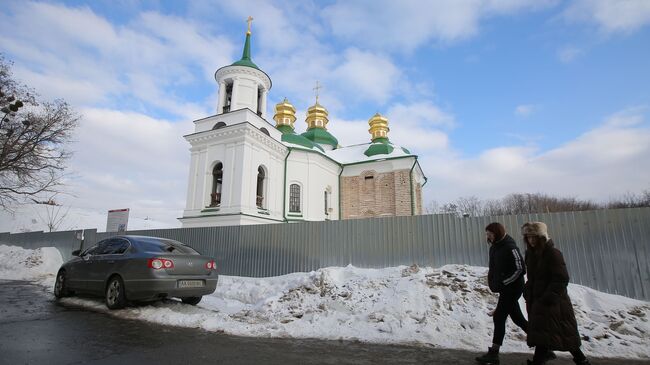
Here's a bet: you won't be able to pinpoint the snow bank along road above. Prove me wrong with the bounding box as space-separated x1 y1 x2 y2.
1 244 649 364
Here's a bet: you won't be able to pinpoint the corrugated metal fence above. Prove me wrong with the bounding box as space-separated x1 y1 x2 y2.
0 230 84 261
1 208 649 301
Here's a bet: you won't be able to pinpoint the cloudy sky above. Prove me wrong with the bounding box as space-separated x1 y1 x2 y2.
1 0 649 229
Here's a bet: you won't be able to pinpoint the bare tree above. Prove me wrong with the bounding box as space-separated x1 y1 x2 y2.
424 200 440 214
0 55 79 209
454 196 484 217
32 195 71 232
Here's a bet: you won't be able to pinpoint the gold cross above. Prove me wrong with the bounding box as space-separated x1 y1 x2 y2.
313 81 322 103
246 16 254 34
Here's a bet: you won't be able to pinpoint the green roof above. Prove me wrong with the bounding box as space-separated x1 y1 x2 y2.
301 128 339 148
231 33 259 70
277 125 324 152
364 138 395 157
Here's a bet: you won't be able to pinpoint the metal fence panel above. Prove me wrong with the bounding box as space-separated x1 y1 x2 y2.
2 208 649 300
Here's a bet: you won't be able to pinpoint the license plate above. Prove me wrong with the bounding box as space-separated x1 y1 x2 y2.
178 280 204 288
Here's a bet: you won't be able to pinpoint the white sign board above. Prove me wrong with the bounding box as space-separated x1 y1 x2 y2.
106 208 129 233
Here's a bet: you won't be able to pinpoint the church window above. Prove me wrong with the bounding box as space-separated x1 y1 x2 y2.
256 166 266 208
289 184 301 213
324 191 329 215
223 82 233 113
257 87 263 116
210 162 223 207
260 127 270 136
212 122 226 130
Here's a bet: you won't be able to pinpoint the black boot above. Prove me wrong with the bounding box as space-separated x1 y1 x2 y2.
543 351 557 362
476 347 500 364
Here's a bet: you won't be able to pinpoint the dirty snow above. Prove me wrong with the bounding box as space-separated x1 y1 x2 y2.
1 244 649 360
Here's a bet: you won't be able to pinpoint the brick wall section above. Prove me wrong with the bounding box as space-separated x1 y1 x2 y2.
394 170 411 216
341 169 414 219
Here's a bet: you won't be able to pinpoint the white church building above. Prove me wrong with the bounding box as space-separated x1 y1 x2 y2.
179 22 426 228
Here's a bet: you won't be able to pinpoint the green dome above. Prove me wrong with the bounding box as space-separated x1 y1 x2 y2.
301 128 339 148
364 138 394 157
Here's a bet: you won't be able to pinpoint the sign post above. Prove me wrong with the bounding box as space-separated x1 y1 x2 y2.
106 208 130 233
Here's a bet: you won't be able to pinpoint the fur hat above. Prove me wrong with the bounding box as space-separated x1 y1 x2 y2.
521 222 549 240
485 222 506 242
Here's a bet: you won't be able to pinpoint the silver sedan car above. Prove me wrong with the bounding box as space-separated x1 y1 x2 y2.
54 235 219 309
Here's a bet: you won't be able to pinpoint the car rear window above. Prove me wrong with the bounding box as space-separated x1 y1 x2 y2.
135 238 200 255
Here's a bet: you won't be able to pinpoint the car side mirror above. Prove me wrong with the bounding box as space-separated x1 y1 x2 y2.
72 250 81 256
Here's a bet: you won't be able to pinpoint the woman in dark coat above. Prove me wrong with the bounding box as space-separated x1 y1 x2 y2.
522 222 591 365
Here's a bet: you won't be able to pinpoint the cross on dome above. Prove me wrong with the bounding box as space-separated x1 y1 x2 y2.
246 16 254 35
313 80 322 104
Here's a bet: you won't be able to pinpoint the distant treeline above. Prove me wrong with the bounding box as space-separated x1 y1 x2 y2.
427 190 650 217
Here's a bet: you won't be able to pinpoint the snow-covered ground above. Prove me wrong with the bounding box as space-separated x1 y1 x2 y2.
1 244 649 359
0 203 174 233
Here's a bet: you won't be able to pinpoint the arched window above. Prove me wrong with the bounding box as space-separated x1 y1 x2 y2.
210 162 223 207
289 184 301 213
212 122 226 130
260 127 270 136
256 166 266 208
223 82 233 113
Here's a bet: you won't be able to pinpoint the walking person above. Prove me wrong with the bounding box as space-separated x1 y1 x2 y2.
521 222 591 365
475 222 528 365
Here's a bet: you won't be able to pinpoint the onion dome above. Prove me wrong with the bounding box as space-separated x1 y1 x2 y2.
274 98 323 151
273 98 297 133
301 101 338 149
364 113 394 157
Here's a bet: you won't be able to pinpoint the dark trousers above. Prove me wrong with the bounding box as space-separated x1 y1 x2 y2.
492 288 528 345
534 346 586 362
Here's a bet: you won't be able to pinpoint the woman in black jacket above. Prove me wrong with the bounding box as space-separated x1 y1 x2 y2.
522 222 591 365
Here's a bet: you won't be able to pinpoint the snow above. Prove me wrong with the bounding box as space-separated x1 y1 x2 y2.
1 244 649 359
326 142 412 164
0 203 173 233
0 245 63 288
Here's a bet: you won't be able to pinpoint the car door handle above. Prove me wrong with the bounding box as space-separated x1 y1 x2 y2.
107 260 115 264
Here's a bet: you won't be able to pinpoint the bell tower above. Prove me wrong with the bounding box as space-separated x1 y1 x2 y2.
214 16 272 118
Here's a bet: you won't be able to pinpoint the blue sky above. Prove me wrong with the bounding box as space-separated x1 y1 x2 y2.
1 0 649 228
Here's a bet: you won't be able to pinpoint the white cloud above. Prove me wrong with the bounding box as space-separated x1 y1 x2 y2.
557 46 583 63
327 101 453 151
421 107 650 203
322 0 558 52
563 0 650 34
515 104 536 117
0 2 233 120
60 108 192 226
332 49 401 105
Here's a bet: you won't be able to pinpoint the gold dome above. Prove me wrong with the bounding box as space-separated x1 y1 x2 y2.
273 98 297 128
368 113 389 141
306 102 329 130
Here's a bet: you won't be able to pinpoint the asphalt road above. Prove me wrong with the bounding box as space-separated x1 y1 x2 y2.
0 280 648 365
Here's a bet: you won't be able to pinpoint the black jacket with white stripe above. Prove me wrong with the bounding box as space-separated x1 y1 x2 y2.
487 234 525 293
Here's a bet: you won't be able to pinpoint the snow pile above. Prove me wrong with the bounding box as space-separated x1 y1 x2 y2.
0 244 63 287
1 245 649 359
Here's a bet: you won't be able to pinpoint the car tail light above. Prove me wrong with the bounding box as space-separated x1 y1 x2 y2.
148 258 174 269
205 260 216 270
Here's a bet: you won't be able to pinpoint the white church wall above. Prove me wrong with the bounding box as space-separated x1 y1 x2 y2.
182 123 287 226
342 157 417 177
192 109 280 140
233 77 258 112
286 149 340 221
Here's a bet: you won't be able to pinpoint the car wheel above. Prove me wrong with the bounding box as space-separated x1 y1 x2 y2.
105 275 127 309
181 296 202 305
54 270 70 298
